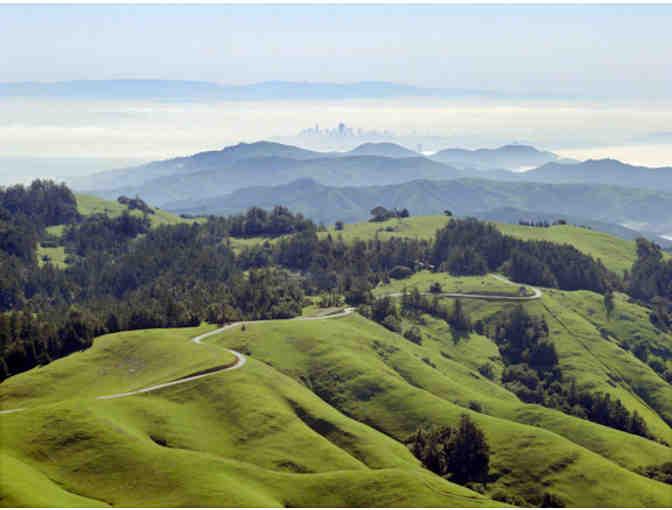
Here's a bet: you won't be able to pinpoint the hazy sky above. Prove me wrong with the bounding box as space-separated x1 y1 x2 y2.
1 3 671 175
2 4 672 99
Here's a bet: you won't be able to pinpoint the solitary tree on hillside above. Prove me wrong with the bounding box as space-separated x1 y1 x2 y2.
407 414 490 486
604 289 615 318
444 414 491 485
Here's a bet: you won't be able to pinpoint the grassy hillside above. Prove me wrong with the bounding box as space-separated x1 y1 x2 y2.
75 194 197 228
6 215 672 506
371 271 529 297
324 215 450 242
0 323 500 508
2 305 671 506
209 314 672 507
323 215 644 275
0 325 236 410
496 223 639 276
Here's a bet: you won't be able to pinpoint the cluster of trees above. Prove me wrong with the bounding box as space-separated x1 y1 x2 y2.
399 287 471 332
1 180 80 229
628 238 672 304
433 218 618 292
205 269 304 323
369 206 410 222
357 289 472 341
518 219 567 227
62 212 150 257
407 414 491 486
619 238 672 381
478 305 656 441
204 206 317 238
0 308 99 379
117 195 155 214
0 181 79 265
636 462 672 486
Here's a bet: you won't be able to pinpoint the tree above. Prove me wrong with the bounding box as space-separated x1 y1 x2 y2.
390 265 413 280
335 221 344 231
382 314 402 333
478 362 495 380
408 414 490 487
400 208 410 218
443 210 453 217
403 326 423 345
450 299 471 332
444 414 491 485
604 288 615 318
369 206 391 222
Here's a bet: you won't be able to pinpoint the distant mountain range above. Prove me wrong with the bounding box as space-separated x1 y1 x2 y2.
70 140 567 203
69 139 672 238
70 141 464 203
429 144 569 170
523 158 672 192
163 176 672 236
0 80 502 101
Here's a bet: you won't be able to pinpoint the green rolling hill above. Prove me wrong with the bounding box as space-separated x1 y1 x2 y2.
3 216 672 507
323 215 658 276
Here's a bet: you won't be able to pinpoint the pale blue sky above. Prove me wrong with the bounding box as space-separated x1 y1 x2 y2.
1 4 671 98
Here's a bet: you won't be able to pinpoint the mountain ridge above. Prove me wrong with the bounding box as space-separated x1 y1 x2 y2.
163 176 672 236
524 158 672 191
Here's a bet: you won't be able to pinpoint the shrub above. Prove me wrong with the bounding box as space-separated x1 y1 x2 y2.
390 265 413 279
468 400 483 413
382 314 402 333
478 362 495 380
403 326 423 345
429 282 443 293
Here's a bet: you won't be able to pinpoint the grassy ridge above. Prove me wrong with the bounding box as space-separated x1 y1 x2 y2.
0 327 499 507
75 194 198 229
371 271 528 297
322 215 645 275
0 325 236 410
1 313 670 506
210 315 672 506
495 223 639 276
6 216 672 506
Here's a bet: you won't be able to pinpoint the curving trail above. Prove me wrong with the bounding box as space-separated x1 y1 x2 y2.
95 307 356 401
385 274 542 301
1 275 540 415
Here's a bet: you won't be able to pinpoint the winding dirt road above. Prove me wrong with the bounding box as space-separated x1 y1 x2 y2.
0 276 541 415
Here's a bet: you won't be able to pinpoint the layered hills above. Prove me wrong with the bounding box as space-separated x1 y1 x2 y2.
69 140 672 240
2 214 671 507
524 158 672 192
164 176 672 237
429 144 563 170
